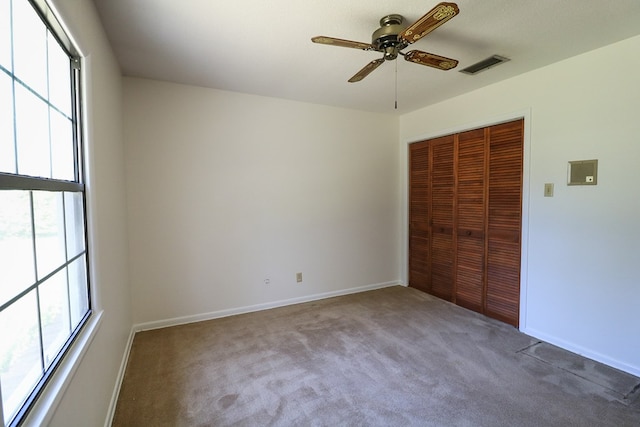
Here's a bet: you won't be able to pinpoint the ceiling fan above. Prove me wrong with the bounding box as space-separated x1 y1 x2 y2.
312 2 460 83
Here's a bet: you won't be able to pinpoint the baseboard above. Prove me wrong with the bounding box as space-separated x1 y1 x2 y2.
521 327 640 377
133 281 400 333
103 326 136 427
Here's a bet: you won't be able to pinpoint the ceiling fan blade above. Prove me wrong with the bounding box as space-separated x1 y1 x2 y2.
404 50 458 70
400 2 459 44
348 58 385 83
311 36 374 51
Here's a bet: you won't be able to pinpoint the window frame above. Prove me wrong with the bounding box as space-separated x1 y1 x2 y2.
0 1 96 425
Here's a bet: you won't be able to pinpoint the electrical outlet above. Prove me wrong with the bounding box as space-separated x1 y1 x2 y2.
264 278 270 285
296 272 302 283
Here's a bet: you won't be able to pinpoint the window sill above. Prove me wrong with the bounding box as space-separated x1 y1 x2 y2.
20 310 104 427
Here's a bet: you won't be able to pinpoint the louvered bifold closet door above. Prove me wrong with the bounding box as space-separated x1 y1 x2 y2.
486 120 523 326
455 128 487 312
429 136 455 300
409 141 431 292
409 119 523 326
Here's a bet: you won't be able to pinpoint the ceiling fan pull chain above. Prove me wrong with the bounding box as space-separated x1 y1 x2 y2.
395 59 398 110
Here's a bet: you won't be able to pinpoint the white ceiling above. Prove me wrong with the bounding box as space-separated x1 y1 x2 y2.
92 0 640 115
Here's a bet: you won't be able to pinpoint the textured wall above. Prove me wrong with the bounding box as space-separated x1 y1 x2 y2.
123 78 401 325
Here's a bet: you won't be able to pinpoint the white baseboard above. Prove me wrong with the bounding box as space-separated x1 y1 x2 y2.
521 327 640 377
103 326 136 427
133 280 400 332
103 280 400 426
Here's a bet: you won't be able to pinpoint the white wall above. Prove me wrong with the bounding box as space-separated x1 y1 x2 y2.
400 35 640 376
42 1 132 426
123 78 401 326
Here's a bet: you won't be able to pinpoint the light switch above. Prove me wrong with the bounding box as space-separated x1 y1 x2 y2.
544 183 554 197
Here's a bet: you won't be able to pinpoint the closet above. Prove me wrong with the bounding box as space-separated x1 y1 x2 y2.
408 119 523 327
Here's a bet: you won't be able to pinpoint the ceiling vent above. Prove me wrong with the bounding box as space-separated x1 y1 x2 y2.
459 55 510 75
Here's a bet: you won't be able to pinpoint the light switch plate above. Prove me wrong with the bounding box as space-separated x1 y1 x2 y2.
544 183 554 197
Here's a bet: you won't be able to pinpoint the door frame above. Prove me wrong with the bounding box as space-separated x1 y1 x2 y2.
401 109 532 330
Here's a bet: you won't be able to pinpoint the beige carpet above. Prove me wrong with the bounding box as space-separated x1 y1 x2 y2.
112 286 640 426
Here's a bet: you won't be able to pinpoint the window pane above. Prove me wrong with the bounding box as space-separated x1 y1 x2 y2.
51 109 74 181
0 0 11 71
64 192 85 259
39 269 70 368
12 0 47 97
0 291 43 426
47 35 72 117
68 255 88 329
0 190 35 307
15 83 50 178
1 1 89 424
33 191 65 280
0 72 16 174
0 0 91 426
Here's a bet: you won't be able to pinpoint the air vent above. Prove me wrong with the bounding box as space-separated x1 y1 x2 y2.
459 55 510 75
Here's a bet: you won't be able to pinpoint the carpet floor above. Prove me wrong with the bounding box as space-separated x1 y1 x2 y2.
112 286 640 426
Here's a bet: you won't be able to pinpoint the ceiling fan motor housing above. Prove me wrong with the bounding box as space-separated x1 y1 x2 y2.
371 14 408 60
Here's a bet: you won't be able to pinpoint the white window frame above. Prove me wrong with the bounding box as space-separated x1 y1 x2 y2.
0 1 101 425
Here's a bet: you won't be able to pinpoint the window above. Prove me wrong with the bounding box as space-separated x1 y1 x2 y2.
0 1 90 426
